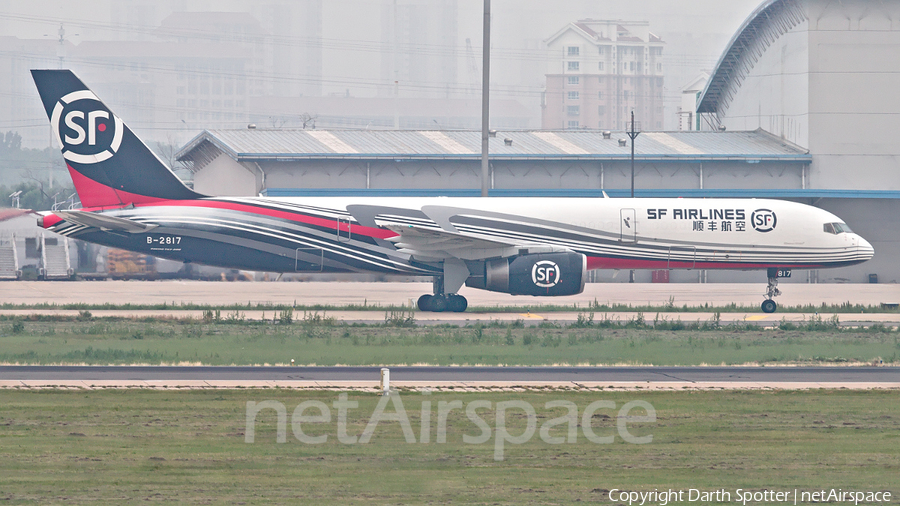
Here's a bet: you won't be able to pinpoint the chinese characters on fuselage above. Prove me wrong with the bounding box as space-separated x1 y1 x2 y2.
647 208 748 233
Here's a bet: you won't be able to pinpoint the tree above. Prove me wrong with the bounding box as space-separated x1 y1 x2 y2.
0 130 67 188
0 131 23 153
1 181 76 211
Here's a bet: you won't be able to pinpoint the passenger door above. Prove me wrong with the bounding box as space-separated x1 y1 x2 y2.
337 217 351 242
620 208 636 243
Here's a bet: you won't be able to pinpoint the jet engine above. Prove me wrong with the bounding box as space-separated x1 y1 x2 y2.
465 252 586 296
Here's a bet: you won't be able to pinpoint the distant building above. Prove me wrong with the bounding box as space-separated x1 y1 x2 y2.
0 20 262 148
378 0 458 101
73 36 259 140
0 36 74 149
678 72 709 131
0 4 323 149
247 95 533 131
543 19 665 131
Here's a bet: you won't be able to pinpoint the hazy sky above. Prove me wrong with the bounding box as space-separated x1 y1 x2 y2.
0 0 762 133
1 0 760 89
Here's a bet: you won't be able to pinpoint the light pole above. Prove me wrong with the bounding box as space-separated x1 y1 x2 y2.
480 0 491 197
627 110 641 198
626 111 640 284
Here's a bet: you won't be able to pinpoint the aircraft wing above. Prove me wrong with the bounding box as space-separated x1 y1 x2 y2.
54 210 157 233
386 225 571 261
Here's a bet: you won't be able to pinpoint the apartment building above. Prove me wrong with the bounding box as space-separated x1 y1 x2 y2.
543 19 665 131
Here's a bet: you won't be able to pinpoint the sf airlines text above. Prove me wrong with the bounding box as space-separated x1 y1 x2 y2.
608 488 892 506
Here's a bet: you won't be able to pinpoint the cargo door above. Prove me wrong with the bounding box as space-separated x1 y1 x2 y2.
667 246 695 270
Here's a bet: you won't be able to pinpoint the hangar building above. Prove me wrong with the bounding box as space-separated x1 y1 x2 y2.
694 0 900 284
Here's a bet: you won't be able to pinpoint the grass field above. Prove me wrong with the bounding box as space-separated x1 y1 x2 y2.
2 299 900 314
0 389 897 504
0 314 898 366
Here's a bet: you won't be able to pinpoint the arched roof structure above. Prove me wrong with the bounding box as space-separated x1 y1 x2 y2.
696 0 807 115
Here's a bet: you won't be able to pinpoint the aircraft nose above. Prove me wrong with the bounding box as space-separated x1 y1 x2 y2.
857 236 875 260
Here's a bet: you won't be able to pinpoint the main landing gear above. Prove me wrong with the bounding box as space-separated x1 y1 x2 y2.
417 259 469 313
762 267 783 314
417 293 467 313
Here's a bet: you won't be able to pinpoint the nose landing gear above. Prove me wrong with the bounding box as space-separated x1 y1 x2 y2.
762 267 785 313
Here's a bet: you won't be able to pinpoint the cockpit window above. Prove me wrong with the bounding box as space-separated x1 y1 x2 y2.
824 222 852 234
835 223 852 233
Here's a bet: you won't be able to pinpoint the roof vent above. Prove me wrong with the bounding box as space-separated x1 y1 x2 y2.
488 130 498 137
618 138 628 147
718 125 726 132
602 131 612 139
504 138 513 146
248 124 257 130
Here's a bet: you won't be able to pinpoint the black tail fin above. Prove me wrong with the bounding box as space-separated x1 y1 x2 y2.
31 69 204 208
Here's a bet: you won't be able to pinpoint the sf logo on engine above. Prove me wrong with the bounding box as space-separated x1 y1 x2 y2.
532 260 561 288
50 90 123 165
751 209 777 233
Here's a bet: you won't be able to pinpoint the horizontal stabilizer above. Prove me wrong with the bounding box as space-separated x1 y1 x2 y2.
55 210 157 233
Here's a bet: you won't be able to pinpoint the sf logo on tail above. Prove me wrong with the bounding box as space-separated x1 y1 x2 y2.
50 90 123 165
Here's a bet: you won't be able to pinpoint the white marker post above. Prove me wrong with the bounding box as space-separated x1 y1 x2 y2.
380 368 390 396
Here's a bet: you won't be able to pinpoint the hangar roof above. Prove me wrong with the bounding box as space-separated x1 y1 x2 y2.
697 0 806 114
263 188 900 200
177 128 810 171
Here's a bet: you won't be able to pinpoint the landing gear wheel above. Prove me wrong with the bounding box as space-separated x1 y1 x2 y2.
417 294 433 312
429 295 448 312
447 294 468 313
761 299 777 314
418 293 468 313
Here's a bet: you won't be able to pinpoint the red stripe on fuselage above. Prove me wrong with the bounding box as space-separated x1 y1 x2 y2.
586 256 824 271
136 199 400 240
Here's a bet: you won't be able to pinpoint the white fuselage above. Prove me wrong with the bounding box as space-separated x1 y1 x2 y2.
259 196 873 270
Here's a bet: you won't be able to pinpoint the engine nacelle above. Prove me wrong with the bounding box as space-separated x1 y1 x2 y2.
465 252 587 296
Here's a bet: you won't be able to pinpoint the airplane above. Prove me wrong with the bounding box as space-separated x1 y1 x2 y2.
30 69 874 313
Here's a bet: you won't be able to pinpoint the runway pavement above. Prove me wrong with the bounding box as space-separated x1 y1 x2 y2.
4 280 899 308
0 365 897 390
3 280 900 326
